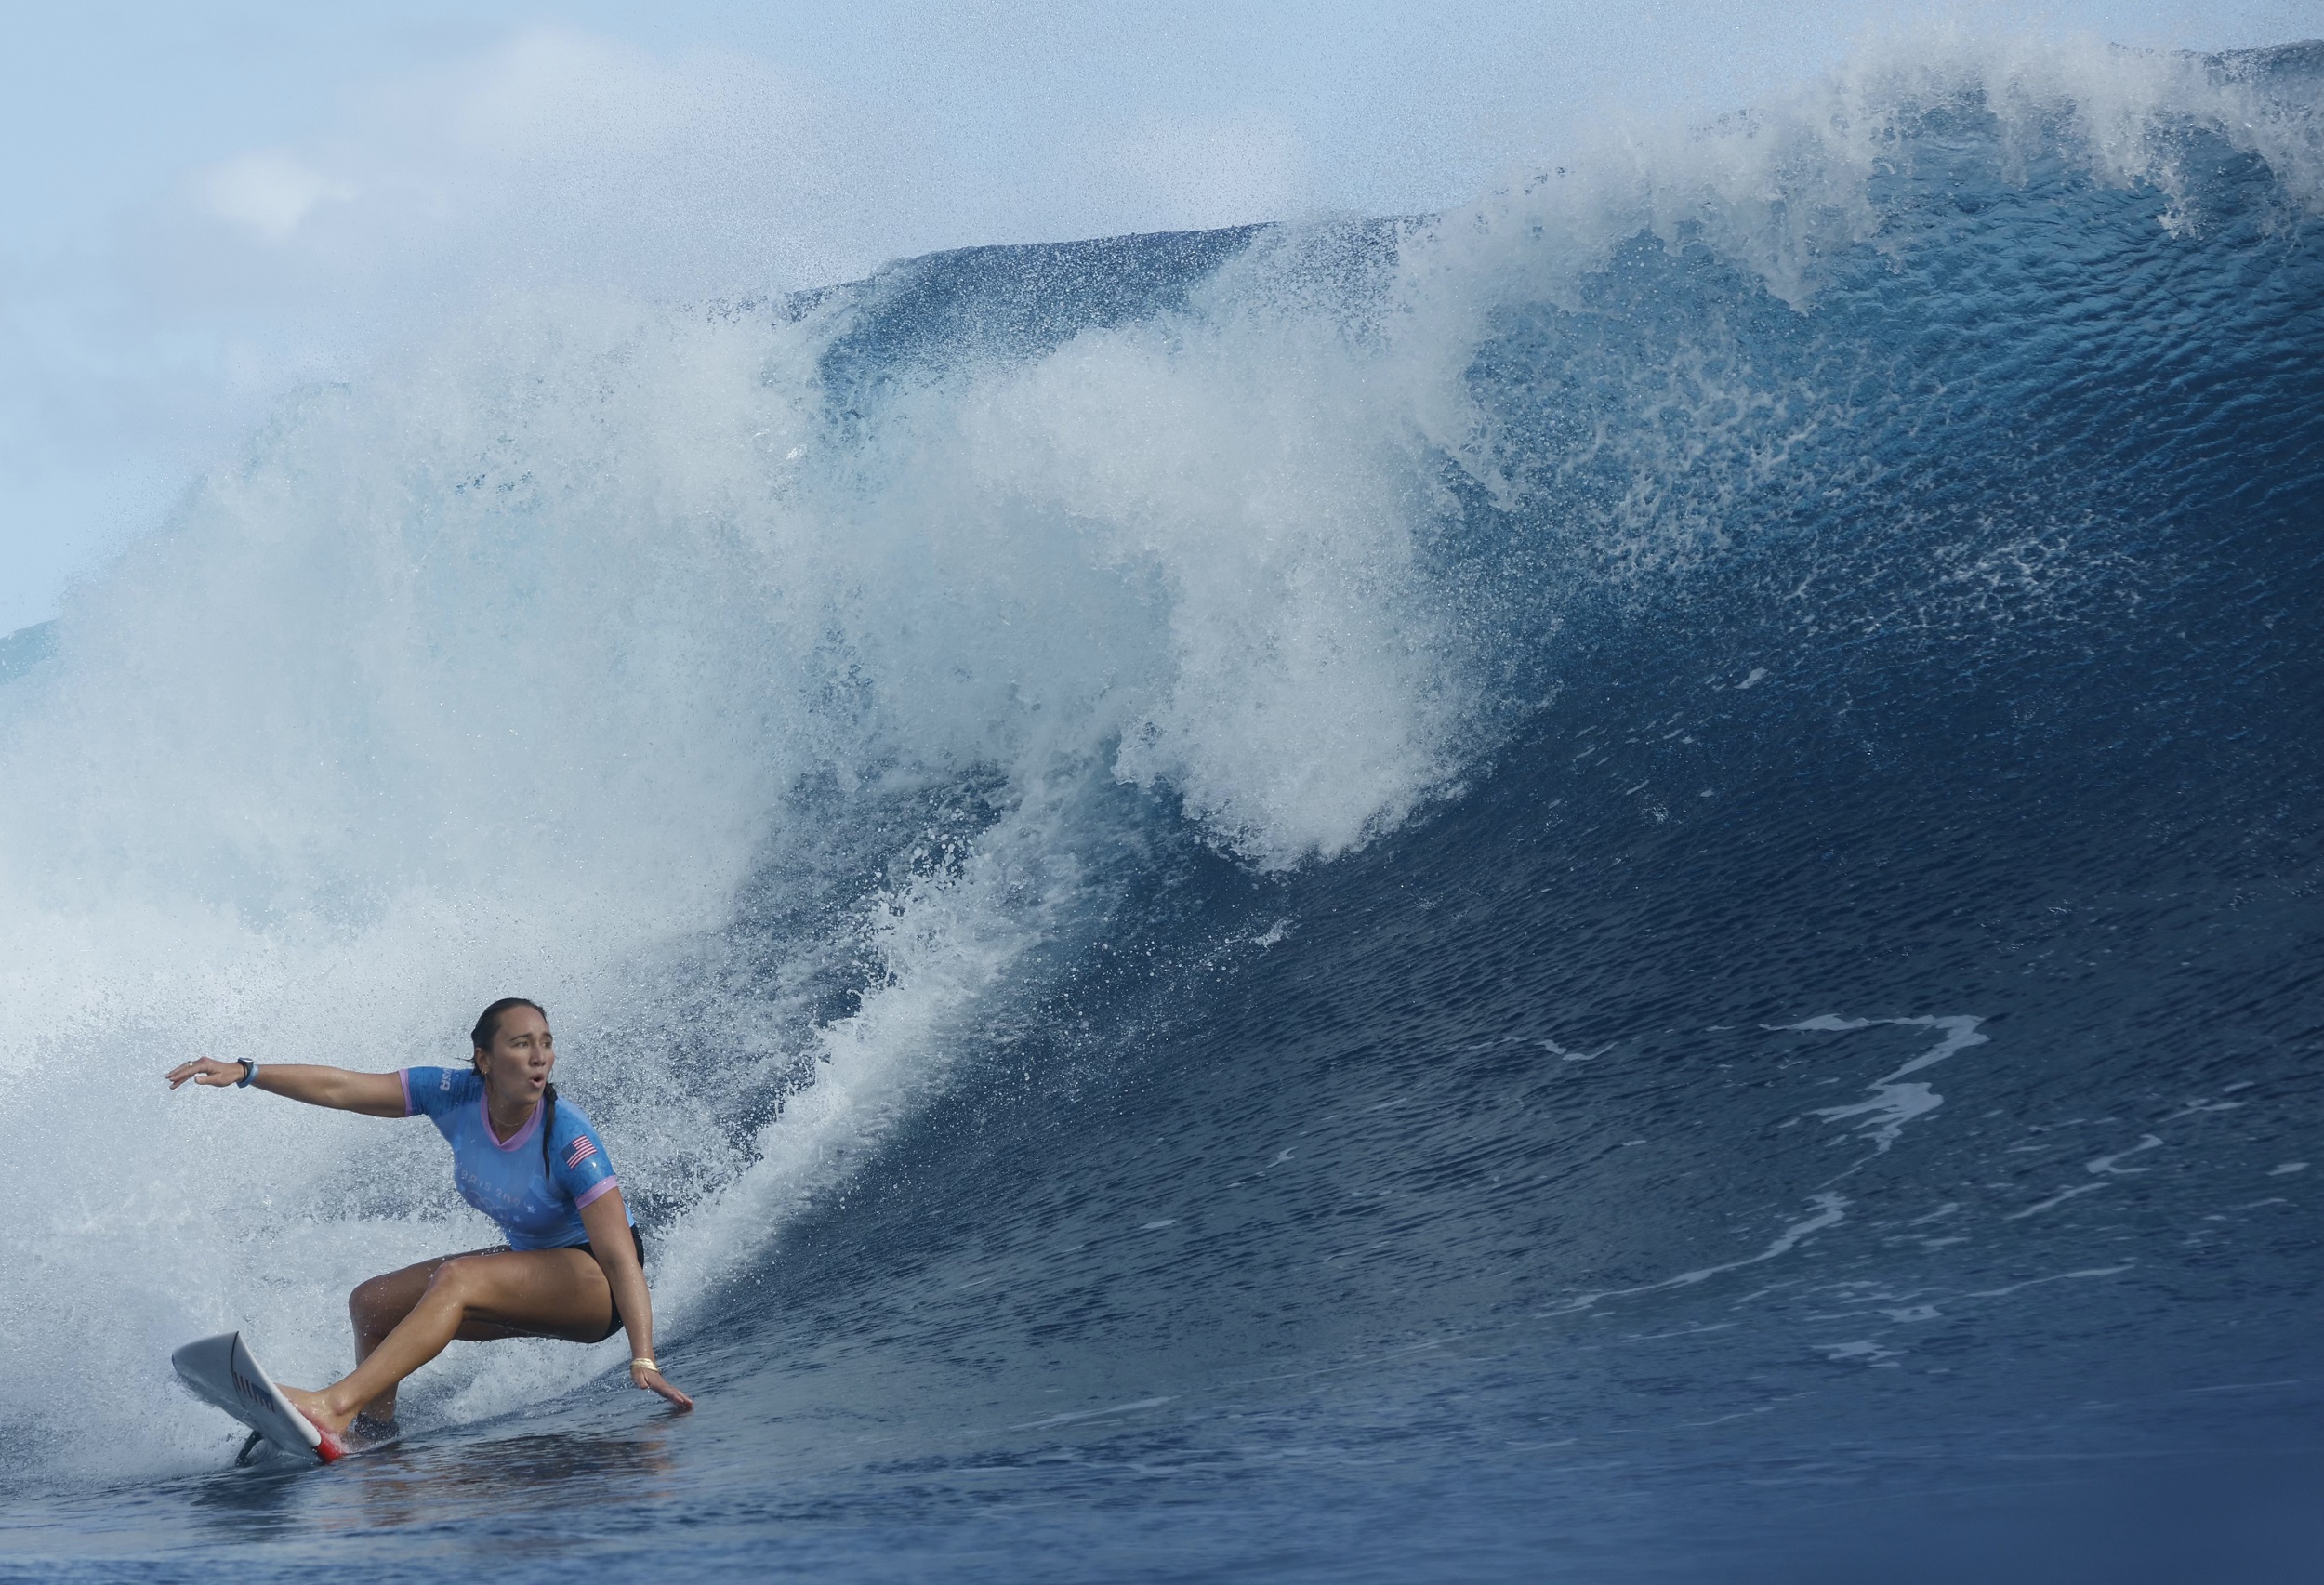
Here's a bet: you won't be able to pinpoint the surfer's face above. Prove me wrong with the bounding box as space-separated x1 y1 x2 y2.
476 1005 555 1100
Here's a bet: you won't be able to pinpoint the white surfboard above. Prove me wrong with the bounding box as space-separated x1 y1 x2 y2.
171 1332 343 1464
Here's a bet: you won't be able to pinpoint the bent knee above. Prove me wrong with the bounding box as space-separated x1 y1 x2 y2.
350 1275 400 1319
427 1254 491 1300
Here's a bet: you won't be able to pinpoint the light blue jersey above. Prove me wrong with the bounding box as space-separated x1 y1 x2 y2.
398 1066 629 1251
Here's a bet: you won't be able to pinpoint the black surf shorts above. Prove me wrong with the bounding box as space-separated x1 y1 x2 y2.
572 1225 648 1344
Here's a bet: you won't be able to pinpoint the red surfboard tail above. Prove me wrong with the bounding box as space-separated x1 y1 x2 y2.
295 1406 346 1462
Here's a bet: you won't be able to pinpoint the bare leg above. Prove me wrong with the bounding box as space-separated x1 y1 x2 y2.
287 1248 614 1434
346 1248 505 1423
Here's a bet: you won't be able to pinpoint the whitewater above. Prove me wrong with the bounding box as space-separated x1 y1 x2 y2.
0 33 2318 1582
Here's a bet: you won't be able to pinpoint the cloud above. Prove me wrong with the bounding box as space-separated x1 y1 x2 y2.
161 29 894 309
196 151 358 244
152 25 1340 328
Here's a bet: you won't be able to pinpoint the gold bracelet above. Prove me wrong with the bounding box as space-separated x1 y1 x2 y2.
630 1357 657 1372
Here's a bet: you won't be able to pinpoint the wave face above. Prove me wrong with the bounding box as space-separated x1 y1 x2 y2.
1 35 2320 1582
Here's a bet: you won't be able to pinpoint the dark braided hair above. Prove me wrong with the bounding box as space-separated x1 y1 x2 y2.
470 997 557 1177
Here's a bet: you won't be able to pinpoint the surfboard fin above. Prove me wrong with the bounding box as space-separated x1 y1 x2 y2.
233 1429 266 1467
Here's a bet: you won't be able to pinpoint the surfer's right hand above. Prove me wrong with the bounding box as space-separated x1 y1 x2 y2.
165 1057 246 1089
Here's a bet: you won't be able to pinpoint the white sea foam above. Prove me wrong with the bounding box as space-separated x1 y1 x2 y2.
1789 1015 1990 1160
1416 28 2324 314
0 236 1473 1478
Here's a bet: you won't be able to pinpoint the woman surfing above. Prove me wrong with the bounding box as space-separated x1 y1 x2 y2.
165 997 693 1447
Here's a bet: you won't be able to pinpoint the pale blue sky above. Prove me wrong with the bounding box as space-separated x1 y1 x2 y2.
3 0 2315 632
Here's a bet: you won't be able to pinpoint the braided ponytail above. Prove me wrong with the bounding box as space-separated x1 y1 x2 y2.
541 1082 559 1178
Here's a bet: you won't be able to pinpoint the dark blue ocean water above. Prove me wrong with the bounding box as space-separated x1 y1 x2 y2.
1 40 2319 1585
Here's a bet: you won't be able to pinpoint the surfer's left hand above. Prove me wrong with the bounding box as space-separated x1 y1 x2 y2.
165 1057 247 1089
632 1362 693 1411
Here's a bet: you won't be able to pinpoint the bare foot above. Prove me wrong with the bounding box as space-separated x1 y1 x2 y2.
278 1384 356 1436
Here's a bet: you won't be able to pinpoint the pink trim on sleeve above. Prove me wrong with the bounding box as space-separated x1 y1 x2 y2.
397 1069 415 1117
574 1175 620 1210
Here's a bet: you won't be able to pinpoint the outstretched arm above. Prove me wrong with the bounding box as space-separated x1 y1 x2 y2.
578 1185 693 1410
164 1057 407 1117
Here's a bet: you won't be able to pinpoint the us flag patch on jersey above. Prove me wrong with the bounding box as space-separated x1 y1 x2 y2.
566 1135 599 1169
